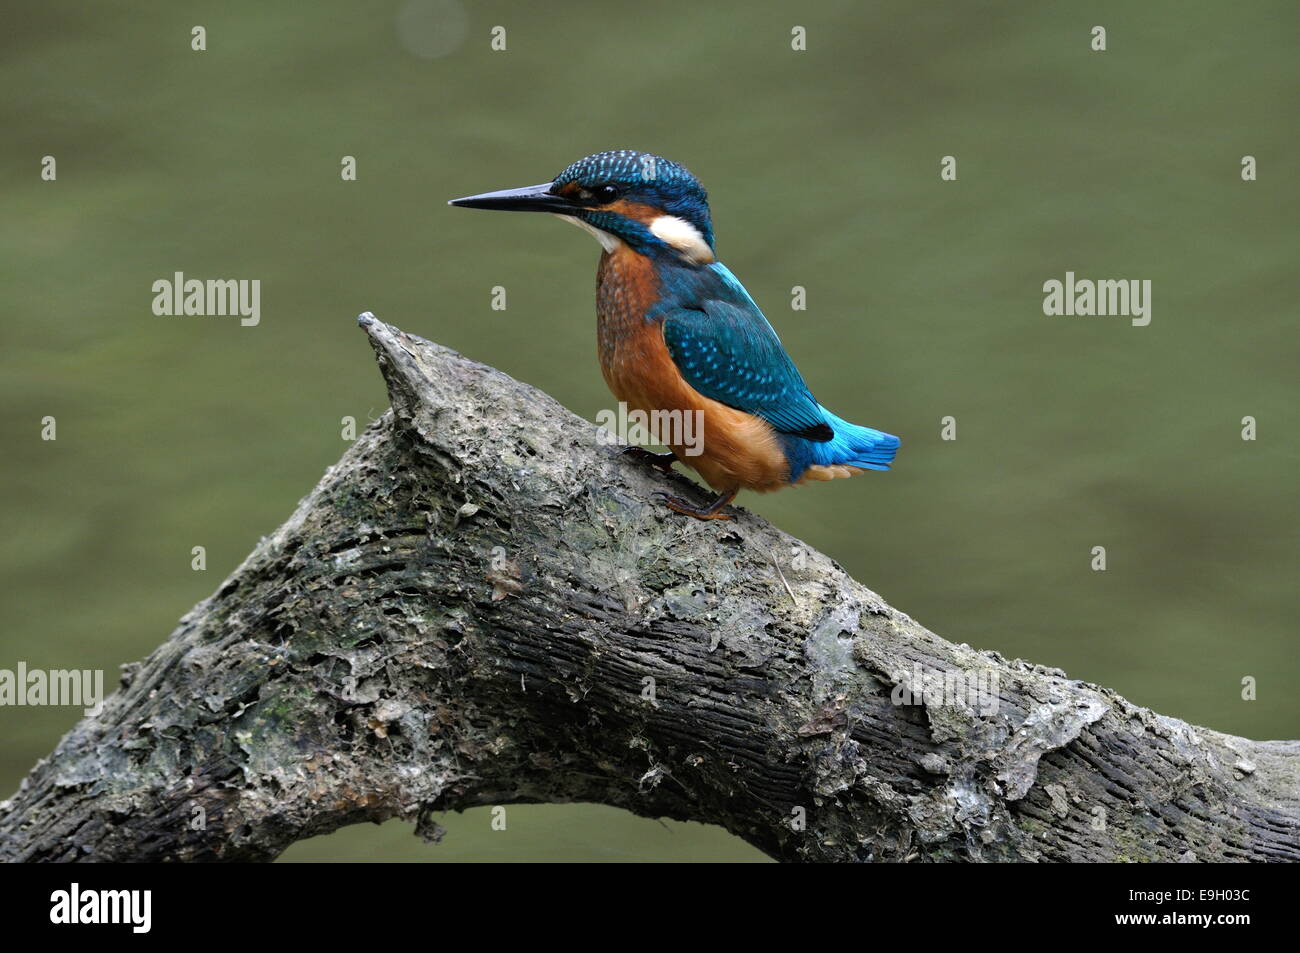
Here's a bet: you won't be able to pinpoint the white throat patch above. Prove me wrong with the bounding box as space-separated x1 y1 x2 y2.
649 214 714 264
554 214 623 253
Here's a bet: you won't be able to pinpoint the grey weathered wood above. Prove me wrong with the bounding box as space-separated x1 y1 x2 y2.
1 315 1296 862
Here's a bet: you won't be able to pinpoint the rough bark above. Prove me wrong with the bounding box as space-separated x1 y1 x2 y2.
1 314 1296 863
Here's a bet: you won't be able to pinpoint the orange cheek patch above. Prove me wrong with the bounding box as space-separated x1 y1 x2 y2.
603 199 662 223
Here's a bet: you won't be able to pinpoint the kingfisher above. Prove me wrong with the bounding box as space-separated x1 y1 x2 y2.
449 150 900 520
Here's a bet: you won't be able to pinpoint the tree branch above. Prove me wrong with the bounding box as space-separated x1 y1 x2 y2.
2 314 1296 862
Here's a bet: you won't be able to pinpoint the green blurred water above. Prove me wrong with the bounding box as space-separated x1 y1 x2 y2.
1 1 1294 862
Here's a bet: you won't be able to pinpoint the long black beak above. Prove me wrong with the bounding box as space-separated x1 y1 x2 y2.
447 182 577 213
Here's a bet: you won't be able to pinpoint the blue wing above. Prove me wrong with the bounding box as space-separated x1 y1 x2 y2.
661 291 831 440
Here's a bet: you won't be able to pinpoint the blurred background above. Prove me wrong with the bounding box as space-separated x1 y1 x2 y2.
1 1 1295 862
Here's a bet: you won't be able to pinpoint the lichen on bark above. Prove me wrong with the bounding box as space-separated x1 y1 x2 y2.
0 315 1295 863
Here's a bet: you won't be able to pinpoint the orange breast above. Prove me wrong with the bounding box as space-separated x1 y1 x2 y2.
596 246 791 493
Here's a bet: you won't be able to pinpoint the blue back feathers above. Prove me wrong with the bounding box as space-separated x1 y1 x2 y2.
662 296 831 440
656 263 899 481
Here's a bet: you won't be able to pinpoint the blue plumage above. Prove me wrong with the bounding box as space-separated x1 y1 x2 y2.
663 300 829 437
656 260 899 483
782 411 901 480
553 150 716 248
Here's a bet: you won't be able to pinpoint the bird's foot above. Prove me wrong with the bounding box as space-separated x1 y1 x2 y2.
618 445 678 474
652 489 738 521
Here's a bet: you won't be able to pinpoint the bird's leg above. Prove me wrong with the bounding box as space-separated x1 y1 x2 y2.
653 488 738 521
618 445 678 474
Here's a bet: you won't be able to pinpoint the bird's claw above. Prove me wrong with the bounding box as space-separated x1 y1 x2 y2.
652 491 734 521
618 445 678 474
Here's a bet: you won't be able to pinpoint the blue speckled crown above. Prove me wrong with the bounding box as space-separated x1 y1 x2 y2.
554 150 714 249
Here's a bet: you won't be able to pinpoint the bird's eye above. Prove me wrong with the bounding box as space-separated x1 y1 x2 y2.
595 184 619 203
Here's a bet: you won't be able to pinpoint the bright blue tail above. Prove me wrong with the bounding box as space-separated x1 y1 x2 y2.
781 410 900 481
820 410 900 470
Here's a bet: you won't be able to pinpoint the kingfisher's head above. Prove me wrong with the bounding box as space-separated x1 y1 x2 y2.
449 150 715 264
